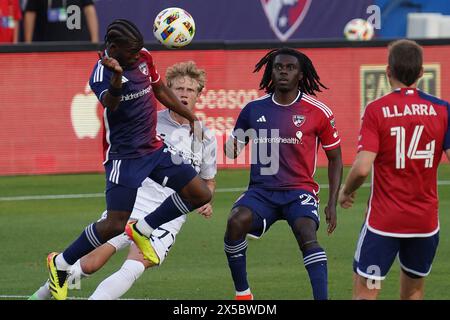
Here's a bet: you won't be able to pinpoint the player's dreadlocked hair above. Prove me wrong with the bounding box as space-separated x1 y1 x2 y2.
104 19 144 53
254 47 327 95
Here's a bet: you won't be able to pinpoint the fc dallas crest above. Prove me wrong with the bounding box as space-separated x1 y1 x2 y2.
139 62 149 76
260 0 312 41
293 115 306 127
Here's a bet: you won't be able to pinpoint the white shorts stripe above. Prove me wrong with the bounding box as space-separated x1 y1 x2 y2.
109 160 116 183
111 160 119 184
115 160 122 184
398 260 431 277
354 224 368 261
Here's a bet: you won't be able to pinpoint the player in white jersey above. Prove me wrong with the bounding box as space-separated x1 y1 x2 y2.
29 61 217 300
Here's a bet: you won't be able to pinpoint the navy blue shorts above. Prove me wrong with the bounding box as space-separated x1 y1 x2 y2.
104 145 197 212
232 188 320 238
353 223 439 280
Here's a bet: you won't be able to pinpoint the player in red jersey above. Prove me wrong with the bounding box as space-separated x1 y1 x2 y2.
339 39 450 300
224 48 343 300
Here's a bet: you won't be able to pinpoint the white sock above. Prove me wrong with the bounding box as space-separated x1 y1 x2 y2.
236 288 252 296
135 219 154 237
55 253 71 271
33 281 52 300
89 259 145 300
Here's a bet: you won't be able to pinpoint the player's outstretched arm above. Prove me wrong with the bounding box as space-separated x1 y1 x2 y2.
324 147 343 235
446 149 450 161
224 137 246 159
196 178 216 218
338 151 377 209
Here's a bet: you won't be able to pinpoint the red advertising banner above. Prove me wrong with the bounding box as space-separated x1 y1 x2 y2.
0 46 449 175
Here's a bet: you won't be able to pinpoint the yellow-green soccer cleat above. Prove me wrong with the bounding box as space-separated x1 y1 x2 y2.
125 222 160 265
46 252 68 300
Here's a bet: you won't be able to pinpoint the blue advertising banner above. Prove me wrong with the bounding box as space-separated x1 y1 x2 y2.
95 0 373 42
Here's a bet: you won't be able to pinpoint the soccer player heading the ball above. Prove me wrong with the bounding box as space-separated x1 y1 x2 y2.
339 39 450 300
43 19 211 300
224 47 343 300
30 61 216 300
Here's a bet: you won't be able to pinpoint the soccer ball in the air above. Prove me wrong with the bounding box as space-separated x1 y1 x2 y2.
343 18 374 41
153 7 195 48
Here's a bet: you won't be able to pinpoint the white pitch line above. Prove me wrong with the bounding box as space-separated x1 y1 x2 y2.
1 181 450 202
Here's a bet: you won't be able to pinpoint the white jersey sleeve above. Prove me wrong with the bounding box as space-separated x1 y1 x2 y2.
200 128 217 180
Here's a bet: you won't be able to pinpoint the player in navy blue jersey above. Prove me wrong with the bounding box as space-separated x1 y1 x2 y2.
44 19 211 300
224 48 343 300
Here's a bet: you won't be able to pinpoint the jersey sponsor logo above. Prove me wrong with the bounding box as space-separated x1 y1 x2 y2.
257 115 267 123
360 64 440 113
254 136 300 144
261 0 312 41
120 85 152 102
296 130 303 142
139 62 149 76
293 114 305 127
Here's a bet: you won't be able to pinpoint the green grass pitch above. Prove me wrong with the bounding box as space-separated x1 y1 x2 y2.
1 166 450 300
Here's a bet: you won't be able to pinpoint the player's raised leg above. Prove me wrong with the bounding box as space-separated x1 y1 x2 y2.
90 243 152 300
128 160 211 263
224 206 255 300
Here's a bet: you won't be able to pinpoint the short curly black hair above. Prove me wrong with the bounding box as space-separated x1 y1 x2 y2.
104 19 144 53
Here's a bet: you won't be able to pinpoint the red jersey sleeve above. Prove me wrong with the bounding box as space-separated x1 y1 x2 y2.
13 0 22 20
140 48 161 84
319 112 341 151
358 104 380 153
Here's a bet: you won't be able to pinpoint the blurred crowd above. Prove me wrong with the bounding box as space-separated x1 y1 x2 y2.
0 0 98 43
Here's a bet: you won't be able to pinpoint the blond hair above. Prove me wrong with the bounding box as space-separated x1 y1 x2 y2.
166 61 206 92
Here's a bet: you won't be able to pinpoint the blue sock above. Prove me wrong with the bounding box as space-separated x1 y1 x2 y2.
224 238 249 292
144 193 193 229
62 223 104 265
303 247 328 300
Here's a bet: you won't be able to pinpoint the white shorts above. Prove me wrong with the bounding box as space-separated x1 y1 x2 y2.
98 209 186 265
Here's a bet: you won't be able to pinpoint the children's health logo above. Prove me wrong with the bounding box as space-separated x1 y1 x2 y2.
260 0 312 41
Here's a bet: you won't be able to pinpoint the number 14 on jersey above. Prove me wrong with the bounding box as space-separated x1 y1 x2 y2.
391 125 435 169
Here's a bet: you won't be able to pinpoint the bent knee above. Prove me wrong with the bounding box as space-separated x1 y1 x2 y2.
104 217 128 237
189 188 212 208
226 210 252 236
